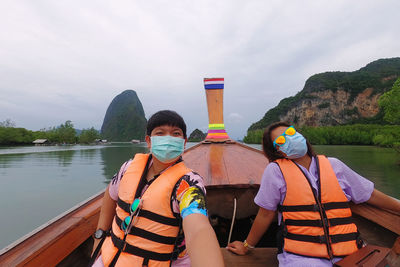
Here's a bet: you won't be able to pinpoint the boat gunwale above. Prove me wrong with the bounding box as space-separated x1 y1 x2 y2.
0 189 105 259
350 202 400 235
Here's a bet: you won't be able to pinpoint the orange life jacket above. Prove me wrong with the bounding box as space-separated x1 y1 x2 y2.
101 153 191 267
276 155 360 259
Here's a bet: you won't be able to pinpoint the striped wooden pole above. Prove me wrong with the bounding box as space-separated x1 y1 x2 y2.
204 78 230 142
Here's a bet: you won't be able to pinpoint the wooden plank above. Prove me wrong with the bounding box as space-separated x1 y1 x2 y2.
350 203 400 235
221 247 278 267
352 214 397 248
184 142 269 187
26 212 99 267
72 195 104 220
183 144 210 182
208 145 230 186
223 144 267 186
0 217 82 266
334 245 391 267
205 89 224 124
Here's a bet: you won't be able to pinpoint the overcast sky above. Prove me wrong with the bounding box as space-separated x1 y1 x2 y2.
1 1 399 139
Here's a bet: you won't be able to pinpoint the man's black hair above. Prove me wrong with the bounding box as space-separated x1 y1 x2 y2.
146 110 187 138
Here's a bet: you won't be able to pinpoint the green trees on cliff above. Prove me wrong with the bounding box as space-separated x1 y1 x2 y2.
300 125 399 146
243 124 400 147
101 90 147 142
188 129 206 142
379 77 400 124
243 129 263 144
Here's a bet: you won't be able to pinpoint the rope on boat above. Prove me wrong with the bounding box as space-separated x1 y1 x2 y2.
227 197 237 246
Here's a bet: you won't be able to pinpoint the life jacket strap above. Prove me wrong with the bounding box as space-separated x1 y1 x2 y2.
284 216 354 227
330 232 359 243
284 231 358 244
285 232 328 243
329 216 354 226
279 201 349 212
117 197 132 212
278 204 319 212
285 219 323 227
323 201 349 210
171 244 186 260
115 215 177 244
111 231 174 261
118 198 180 226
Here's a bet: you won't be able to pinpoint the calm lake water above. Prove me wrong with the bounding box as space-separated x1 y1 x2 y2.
0 143 399 249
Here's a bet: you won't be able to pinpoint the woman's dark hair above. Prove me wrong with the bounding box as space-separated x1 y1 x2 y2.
262 121 315 162
146 110 187 138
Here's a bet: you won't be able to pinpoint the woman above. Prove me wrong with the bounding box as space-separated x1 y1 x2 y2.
227 121 400 266
92 110 224 267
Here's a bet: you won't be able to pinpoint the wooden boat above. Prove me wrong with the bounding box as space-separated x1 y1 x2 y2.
1 78 399 266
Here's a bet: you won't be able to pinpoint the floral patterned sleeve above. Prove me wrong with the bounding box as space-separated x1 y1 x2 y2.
108 160 132 201
172 171 207 219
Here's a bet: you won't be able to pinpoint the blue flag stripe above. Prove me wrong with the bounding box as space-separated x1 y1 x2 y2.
204 84 224 89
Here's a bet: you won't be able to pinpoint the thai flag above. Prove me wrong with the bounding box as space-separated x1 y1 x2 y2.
204 78 224 89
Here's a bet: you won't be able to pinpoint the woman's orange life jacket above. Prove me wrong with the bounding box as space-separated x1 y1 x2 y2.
276 155 360 259
101 153 191 267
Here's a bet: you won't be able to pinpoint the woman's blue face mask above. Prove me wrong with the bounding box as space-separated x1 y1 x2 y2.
277 132 308 159
150 135 185 163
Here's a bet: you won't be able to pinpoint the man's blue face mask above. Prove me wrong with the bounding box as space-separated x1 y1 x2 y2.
150 135 185 163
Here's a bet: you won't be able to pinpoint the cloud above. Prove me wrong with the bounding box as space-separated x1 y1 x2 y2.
0 0 399 138
227 113 244 123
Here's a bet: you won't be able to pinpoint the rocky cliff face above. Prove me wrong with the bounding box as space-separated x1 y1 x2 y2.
281 87 382 126
188 129 206 142
101 90 147 141
249 58 400 130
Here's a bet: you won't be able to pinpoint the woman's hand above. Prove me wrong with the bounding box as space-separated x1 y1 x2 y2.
226 208 276 256
226 241 248 255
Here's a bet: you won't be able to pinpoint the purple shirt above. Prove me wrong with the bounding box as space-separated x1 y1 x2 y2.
254 156 374 267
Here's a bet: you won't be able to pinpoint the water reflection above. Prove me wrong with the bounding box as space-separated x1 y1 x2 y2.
314 145 400 198
47 150 76 167
0 153 26 169
79 148 98 160
100 143 148 182
0 145 108 249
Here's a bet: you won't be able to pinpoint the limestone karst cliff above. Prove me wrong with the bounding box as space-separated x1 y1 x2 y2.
101 90 147 141
249 58 400 131
188 129 206 142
